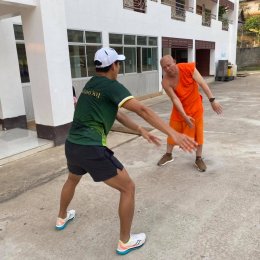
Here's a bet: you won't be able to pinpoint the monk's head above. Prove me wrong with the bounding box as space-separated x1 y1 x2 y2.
160 55 178 77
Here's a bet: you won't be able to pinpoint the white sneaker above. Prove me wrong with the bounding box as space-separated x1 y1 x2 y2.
55 209 75 230
116 233 146 255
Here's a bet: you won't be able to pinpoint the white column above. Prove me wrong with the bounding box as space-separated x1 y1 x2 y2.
229 1 239 65
193 0 196 13
21 0 73 144
188 39 195 62
0 18 26 129
158 36 163 91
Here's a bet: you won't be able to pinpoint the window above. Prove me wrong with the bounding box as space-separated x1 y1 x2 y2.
86 45 100 76
67 30 84 43
124 47 137 73
124 35 136 45
109 34 123 44
69 45 87 78
137 36 147 45
109 33 158 74
68 29 102 78
13 25 30 83
85 31 102 44
16 44 30 83
149 37 157 46
111 45 124 74
142 47 158 71
14 24 24 40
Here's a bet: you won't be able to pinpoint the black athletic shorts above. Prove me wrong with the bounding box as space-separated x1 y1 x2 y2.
65 140 124 182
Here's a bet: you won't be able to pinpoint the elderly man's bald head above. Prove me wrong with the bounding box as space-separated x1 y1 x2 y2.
160 55 178 77
160 55 176 67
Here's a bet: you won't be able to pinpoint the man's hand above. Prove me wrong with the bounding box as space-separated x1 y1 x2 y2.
184 115 195 129
170 131 197 153
211 101 223 115
138 127 161 146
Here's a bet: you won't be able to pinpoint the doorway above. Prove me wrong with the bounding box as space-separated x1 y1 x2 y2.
171 48 188 63
196 49 210 76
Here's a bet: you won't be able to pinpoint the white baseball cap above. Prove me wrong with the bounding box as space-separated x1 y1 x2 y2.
94 47 125 68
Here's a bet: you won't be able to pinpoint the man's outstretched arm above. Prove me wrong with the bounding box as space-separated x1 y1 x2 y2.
121 98 197 153
193 68 223 115
116 110 161 146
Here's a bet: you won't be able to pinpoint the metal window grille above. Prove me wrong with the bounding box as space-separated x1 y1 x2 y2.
123 0 146 13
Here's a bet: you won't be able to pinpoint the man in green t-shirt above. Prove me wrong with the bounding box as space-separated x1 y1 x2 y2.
56 47 197 255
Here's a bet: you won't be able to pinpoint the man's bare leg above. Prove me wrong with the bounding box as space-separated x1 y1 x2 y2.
104 168 135 243
195 144 207 171
196 144 203 158
58 173 82 219
166 143 174 154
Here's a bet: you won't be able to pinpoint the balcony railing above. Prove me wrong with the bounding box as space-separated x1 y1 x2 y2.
161 0 173 6
123 0 146 13
220 17 229 31
161 1 188 21
172 5 186 21
161 0 193 12
186 6 194 13
219 17 233 31
211 13 217 20
202 11 211 27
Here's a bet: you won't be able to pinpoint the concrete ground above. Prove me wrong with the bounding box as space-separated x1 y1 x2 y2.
0 73 260 260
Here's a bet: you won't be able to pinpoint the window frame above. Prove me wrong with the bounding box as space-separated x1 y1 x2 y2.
67 29 102 79
13 24 30 83
109 33 158 74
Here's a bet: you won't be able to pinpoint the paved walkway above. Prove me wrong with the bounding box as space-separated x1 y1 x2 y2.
0 74 260 259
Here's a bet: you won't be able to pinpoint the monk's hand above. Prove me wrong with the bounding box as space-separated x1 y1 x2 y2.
184 115 195 129
211 101 223 115
138 126 161 147
170 131 197 153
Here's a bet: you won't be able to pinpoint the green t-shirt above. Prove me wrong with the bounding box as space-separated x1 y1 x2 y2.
67 76 133 146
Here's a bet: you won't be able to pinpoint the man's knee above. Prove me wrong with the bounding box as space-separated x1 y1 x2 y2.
126 179 135 194
67 173 81 185
119 177 135 195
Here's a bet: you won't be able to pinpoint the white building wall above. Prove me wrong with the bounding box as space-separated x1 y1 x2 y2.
64 0 238 69
21 0 74 127
1 0 239 124
0 18 25 119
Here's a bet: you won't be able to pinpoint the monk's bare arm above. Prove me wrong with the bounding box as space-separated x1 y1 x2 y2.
193 69 223 114
162 78 192 123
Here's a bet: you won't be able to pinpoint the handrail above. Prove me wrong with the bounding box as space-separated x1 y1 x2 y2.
123 0 146 12
202 11 211 27
172 5 186 21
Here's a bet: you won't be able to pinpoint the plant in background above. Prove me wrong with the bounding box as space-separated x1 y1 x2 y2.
243 15 260 46
243 15 260 32
218 5 228 20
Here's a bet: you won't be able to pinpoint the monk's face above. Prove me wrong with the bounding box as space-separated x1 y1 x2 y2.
161 56 178 77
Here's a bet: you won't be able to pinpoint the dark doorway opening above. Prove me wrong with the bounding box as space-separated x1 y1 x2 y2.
171 48 188 63
196 49 210 76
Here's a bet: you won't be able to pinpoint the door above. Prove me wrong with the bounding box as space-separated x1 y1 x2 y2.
196 49 210 76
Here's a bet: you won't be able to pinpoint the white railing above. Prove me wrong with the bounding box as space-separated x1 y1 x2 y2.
123 0 146 13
